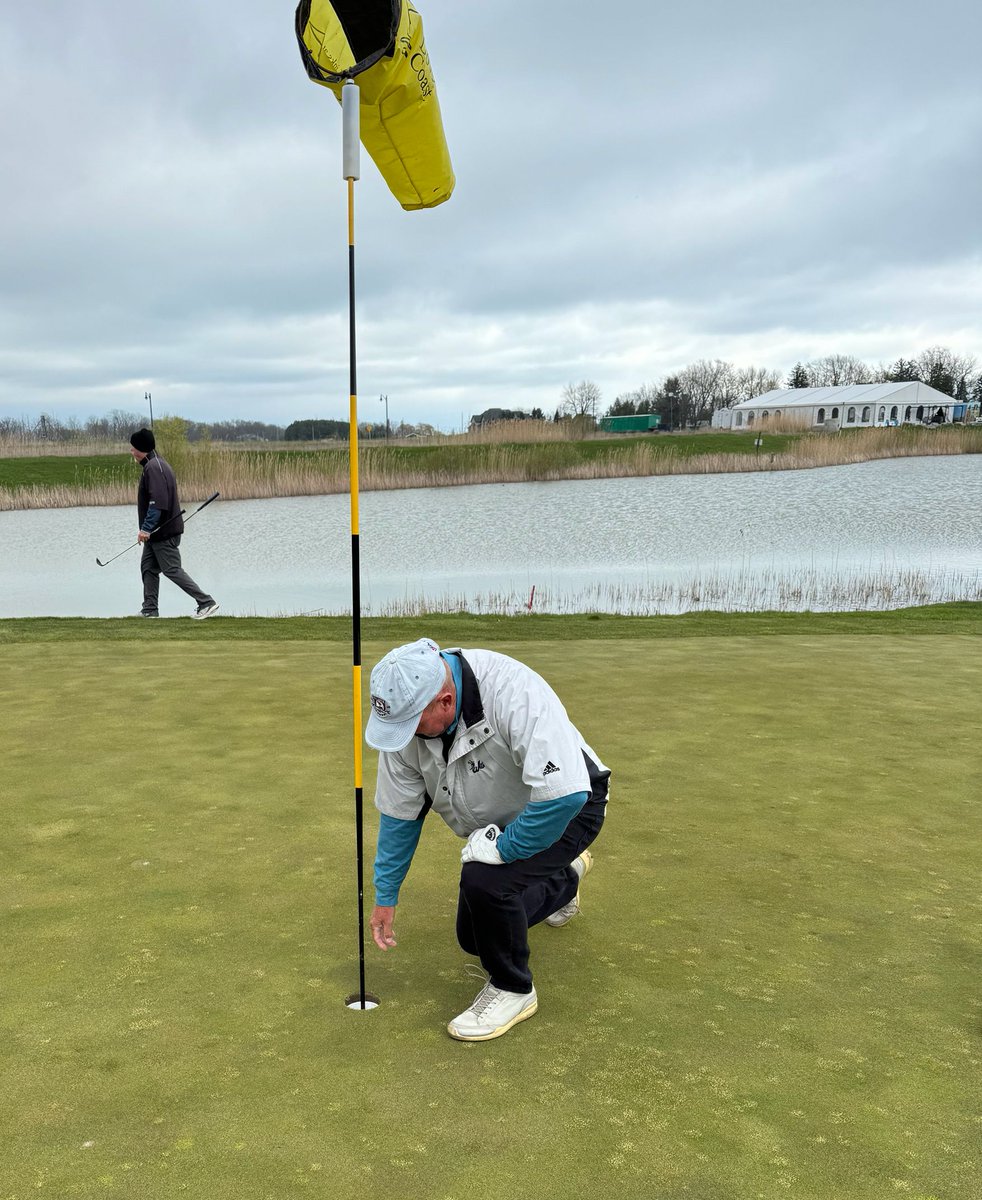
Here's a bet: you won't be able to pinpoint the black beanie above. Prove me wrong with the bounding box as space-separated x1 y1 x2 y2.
130 428 155 453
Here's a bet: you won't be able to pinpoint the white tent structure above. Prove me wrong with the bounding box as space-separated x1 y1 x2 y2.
713 383 971 431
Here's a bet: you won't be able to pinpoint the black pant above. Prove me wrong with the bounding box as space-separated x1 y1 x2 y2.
140 535 213 614
456 796 606 994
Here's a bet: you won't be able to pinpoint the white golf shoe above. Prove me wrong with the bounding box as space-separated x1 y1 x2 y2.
544 848 594 928
447 981 538 1042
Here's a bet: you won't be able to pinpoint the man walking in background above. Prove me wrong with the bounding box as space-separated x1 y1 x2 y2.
129 427 219 619
365 637 609 1041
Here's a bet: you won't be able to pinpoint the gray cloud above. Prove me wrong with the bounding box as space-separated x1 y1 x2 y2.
1 0 980 428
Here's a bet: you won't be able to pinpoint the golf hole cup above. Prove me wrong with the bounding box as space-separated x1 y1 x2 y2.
344 992 380 1011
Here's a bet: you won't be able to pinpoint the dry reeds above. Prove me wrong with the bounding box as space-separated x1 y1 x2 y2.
0 482 134 511
0 437 119 459
1 425 978 511
366 564 982 618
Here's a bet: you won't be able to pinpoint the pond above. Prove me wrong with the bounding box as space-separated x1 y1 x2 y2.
0 455 978 617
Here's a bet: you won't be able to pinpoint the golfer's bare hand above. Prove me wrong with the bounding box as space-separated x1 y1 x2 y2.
137 531 150 543
370 905 397 951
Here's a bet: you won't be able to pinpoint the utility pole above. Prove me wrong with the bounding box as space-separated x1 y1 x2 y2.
380 393 389 440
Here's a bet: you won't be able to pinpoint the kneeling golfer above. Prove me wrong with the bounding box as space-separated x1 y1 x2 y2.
365 638 609 1041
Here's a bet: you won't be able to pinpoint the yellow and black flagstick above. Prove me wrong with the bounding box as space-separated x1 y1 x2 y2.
296 0 454 1016
341 81 378 1013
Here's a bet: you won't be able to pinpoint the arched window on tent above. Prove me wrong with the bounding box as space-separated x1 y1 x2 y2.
747 412 755 426
891 406 898 420
916 405 924 421
761 410 769 421
904 406 912 420
774 410 781 417
861 406 871 422
817 408 826 424
831 408 840 419
846 407 856 423
878 406 886 422
735 411 743 427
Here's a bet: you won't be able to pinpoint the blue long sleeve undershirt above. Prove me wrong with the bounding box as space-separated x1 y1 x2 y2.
496 791 589 862
142 503 161 534
373 790 589 905
374 813 425 906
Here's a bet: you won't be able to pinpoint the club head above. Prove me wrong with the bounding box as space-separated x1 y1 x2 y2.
96 557 106 567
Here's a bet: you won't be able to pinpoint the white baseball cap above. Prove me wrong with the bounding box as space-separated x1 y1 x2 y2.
365 638 446 752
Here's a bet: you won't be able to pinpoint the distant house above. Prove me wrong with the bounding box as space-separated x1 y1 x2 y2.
712 383 966 431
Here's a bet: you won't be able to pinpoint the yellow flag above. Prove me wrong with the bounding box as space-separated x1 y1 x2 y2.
296 0 455 211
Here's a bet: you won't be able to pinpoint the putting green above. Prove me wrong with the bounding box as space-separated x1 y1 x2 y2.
1 632 979 1199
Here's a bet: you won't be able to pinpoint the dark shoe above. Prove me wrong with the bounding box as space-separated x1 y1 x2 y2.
139 611 159 618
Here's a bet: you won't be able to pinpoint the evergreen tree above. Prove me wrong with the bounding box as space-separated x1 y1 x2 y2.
787 363 810 388
885 357 920 382
656 376 685 429
926 362 956 397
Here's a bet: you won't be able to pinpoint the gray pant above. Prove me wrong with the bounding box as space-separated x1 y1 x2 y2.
140 535 214 614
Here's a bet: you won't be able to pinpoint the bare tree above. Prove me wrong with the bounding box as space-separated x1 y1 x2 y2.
806 354 874 386
915 346 976 398
560 380 602 420
735 365 781 401
677 360 740 424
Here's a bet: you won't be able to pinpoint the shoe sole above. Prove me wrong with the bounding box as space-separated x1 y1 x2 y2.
446 997 538 1042
193 606 220 620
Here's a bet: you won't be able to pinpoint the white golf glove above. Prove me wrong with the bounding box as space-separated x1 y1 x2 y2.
461 823 504 866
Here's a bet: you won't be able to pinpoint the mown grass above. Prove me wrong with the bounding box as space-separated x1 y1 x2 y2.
1 602 980 644
0 453 129 490
1 624 979 1199
1 425 978 510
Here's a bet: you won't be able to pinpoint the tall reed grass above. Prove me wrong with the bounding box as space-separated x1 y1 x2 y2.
364 563 982 618
0 425 978 511
0 437 120 459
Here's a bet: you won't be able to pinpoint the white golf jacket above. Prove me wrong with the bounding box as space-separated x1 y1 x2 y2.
374 648 609 837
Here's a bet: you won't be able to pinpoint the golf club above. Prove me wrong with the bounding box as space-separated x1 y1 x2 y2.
95 491 220 567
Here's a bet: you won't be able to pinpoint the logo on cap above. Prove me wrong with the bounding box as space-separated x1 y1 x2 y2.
370 695 391 716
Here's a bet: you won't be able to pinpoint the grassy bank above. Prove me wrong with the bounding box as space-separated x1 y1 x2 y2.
1 624 979 1199
1 424 978 510
1 602 980 643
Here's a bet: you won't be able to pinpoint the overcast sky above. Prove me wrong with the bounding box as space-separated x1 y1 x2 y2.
2 1 980 431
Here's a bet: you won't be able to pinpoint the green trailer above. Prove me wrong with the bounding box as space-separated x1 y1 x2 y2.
600 413 663 433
